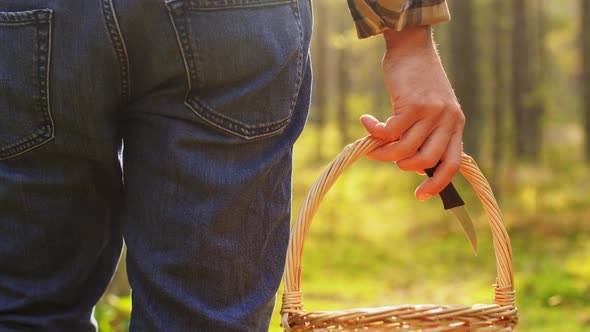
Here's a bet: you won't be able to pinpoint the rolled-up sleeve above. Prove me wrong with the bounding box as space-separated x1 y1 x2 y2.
347 0 450 39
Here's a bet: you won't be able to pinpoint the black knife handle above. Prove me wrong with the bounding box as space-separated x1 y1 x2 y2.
424 161 464 210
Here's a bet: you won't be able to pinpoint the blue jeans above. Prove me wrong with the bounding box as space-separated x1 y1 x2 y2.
0 0 312 330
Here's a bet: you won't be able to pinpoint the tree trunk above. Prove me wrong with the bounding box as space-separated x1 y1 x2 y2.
528 0 546 160
511 0 544 161
336 48 351 147
511 0 531 160
448 0 481 158
583 0 590 160
310 0 328 161
490 0 509 189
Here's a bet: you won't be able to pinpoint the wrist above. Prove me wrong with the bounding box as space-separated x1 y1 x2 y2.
383 26 433 51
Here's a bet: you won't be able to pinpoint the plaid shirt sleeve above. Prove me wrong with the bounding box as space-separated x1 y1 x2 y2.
347 0 450 39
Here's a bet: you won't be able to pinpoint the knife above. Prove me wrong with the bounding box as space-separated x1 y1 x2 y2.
424 162 478 255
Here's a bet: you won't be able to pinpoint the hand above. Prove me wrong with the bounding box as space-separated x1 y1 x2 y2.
360 27 465 201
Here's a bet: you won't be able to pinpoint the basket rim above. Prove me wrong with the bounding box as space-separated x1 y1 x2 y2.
280 136 516 331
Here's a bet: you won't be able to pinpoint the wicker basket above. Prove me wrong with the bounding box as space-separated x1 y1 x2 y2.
280 136 518 331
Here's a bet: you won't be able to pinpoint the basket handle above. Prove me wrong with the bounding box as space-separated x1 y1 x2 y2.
281 135 515 324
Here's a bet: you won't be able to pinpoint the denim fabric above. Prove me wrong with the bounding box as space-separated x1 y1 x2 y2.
0 0 312 331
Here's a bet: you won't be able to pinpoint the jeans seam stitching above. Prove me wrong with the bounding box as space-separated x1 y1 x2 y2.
0 21 39 26
0 9 54 160
166 2 199 92
185 0 292 11
100 0 131 100
289 0 304 116
187 96 292 129
0 9 47 22
185 97 292 139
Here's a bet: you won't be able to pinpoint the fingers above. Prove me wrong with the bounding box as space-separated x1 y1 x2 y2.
395 128 450 171
360 113 416 142
362 99 449 162
395 100 464 171
364 118 437 161
414 130 463 200
360 105 464 201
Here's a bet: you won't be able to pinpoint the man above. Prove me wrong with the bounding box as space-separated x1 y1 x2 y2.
0 0 463 330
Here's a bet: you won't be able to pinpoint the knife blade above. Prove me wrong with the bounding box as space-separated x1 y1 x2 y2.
424 162 478 255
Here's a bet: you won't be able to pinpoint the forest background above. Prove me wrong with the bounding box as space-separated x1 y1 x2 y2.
95 0 590 331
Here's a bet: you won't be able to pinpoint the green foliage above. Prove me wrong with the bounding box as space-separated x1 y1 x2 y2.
95 295 131 332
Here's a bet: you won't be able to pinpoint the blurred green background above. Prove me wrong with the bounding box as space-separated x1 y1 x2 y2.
95 0 590 331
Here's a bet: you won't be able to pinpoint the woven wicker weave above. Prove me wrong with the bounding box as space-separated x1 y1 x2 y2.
280 136 518 331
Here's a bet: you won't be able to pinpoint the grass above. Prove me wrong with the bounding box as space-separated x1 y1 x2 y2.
96 125 590 332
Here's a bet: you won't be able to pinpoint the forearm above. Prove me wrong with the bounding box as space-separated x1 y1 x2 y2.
383 26 433 51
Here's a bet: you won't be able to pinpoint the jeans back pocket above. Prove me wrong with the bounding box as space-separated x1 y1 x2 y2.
166 0 304 140
0 9 53 160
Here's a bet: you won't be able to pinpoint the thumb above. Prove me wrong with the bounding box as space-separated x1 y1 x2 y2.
360 114 380 134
